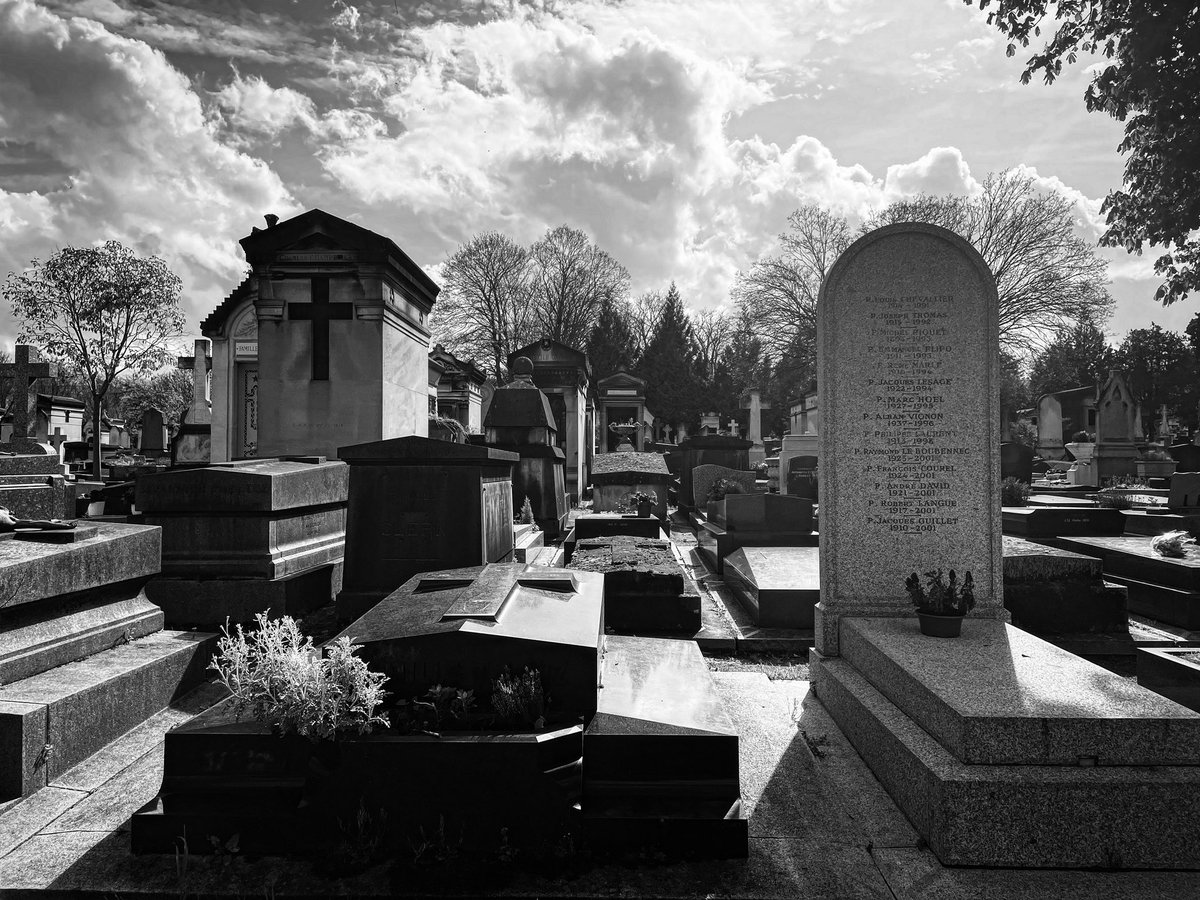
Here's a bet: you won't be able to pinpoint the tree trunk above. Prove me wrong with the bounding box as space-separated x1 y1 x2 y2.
91 396 104 481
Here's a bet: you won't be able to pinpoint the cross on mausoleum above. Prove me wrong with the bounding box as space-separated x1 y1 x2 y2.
177 339 212 426
0 344 57 450
288 276 353 381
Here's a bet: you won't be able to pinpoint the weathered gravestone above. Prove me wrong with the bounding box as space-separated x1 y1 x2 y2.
809 223 1200 870
692 464 757 510
1035 392 1065 460
0 346 74 519
172 339 212 467
483 356 569 539
812 223 1005 655
335 436 518 622
1094 370 1140 484
140 407 169 456
675 435 752 509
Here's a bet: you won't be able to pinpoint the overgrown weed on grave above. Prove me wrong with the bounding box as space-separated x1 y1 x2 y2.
491 666 546 728
317 799 390 878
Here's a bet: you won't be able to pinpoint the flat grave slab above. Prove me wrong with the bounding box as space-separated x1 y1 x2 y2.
584 634 746 858
1001 536 1127 635
1002 505 1125 537
839 617 1200 766
1053 535 1200 593
722 547 819 629
1122 509 1200 537
569 536 700 633
1026 491 1097 507
573 513 665 540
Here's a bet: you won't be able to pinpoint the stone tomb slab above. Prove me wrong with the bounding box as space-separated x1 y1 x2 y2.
838 617 1200 766
1052 535 1200 593
1002 505 1125 538
723 547 819 629
336 437 518 622
569 536 701 633
583 634 746 858
334 562 604 722
572 513 665 541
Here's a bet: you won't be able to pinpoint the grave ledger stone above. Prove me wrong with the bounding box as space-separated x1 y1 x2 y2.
814 222 1005 656
336 436 518 622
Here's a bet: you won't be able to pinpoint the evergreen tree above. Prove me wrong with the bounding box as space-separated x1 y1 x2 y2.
585 295 635 381
637 282 702 429
1028 320 1116 399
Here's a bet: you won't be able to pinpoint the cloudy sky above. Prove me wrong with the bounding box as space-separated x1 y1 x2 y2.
0 0 1191 357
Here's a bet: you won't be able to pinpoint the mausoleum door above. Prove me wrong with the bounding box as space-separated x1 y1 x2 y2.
235 363 259 458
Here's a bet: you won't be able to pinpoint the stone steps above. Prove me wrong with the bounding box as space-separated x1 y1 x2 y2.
0 630 215 799
813 618 1200 868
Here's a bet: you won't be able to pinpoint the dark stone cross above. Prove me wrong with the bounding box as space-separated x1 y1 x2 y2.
288 276 353 381
0 344 57 452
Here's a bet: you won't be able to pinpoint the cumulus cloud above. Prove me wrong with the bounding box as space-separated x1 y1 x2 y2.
0 0 297 343
212 72 319 140
883 146 980 199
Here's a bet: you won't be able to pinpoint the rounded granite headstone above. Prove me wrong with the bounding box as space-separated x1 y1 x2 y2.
815 222 1005 656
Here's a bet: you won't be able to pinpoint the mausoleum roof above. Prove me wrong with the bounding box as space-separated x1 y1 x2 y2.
591 451 670 477
200 276 254 336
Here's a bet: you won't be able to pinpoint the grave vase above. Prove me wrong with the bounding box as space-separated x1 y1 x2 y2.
917 611 965 638
637 499 653 518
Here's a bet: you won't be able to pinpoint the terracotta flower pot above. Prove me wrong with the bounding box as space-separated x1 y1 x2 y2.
917 611 964 638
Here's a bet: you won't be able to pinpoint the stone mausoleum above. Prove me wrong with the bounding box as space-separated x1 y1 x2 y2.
201 209 438 460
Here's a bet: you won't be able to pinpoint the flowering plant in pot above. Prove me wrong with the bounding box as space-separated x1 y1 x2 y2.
905 568 975 637
620 490 658 517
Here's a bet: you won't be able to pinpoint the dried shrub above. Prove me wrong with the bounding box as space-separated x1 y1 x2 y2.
491 667 545 728
210 613 390 740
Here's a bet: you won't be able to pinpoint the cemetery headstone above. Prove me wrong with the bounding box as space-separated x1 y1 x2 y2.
813 223 1005 656
1169 442 1200 474
691 463 757 510
335 436 518 622
1094 370 1140 484
0 345 74 519
675 434 752 509
483 356 569 538
172 339 212 467
140 407 169 456
1035 393 1065 459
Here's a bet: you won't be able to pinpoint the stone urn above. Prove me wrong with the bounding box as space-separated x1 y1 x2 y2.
1064 441 1095 464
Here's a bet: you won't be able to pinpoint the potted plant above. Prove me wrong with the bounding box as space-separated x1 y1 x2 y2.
622 489 658 518
905 568 975 638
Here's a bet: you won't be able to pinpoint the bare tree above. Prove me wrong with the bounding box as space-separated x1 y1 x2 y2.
866 171 1114 356
733 204 853 367
689 307 732 385
529 226 630 351
626 290 665 363
429 232 533 382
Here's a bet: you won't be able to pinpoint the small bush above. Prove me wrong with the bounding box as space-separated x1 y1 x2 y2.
1000 477 1030 506
210 613 390 740
491 667 545 728
1071 430 1092 443
516 497 536 526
